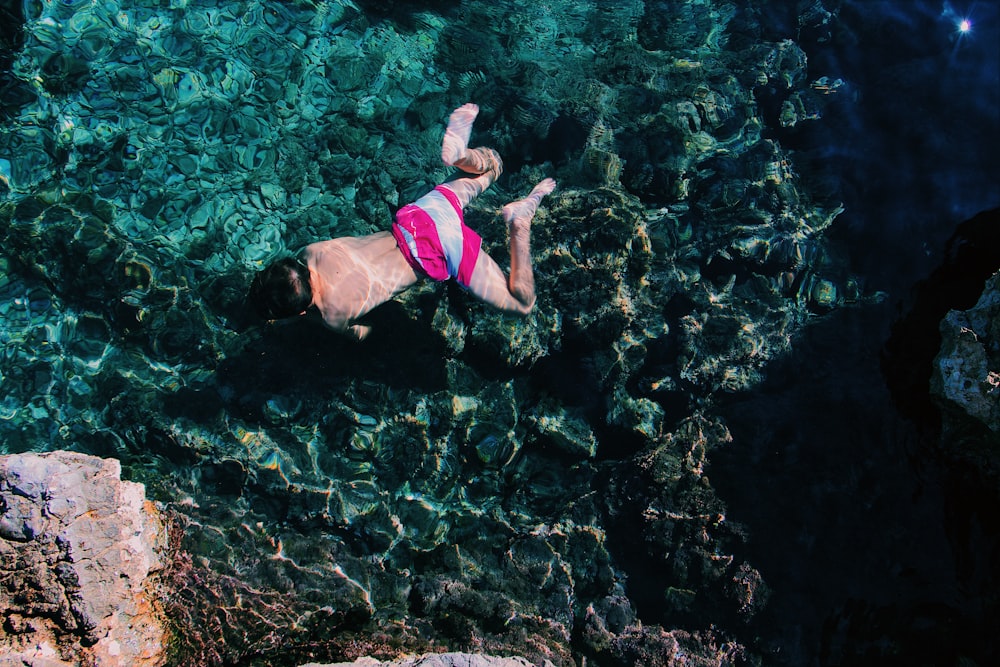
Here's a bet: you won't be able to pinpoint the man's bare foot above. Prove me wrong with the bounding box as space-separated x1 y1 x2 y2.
457 146 503 178
503 178 557 225
442 103 480 169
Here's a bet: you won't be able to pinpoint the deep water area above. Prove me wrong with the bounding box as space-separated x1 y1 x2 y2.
1 0 998 665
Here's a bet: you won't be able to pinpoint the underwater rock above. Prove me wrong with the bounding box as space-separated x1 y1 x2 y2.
40 53 90 94
602 414 760 632
779 80 842 128
761 39 809 89
606 387 665 441
604 624 744 666
525 400 598 458
932 270 1000 434
0 451 168 667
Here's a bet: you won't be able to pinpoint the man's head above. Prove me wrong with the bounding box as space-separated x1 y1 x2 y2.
248 257 312 320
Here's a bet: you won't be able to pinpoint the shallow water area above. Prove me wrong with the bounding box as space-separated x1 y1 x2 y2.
1 0 998 665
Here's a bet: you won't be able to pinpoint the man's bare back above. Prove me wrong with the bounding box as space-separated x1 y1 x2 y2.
300 233 419 340
248 104 555 341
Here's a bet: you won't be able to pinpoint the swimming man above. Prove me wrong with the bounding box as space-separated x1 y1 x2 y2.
248 103 556 341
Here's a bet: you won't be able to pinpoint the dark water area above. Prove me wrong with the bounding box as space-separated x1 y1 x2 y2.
714 306 946 665
767 0 999 293
711 2 1000 664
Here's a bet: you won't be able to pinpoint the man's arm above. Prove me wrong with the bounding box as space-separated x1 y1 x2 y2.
465 251 536 315
464 178 555 316
345 323 372 341
320 315 372 342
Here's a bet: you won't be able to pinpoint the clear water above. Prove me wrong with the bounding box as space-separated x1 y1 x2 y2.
1 0 998 665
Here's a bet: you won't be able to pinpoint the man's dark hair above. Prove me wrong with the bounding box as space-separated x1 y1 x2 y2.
248 257 312 320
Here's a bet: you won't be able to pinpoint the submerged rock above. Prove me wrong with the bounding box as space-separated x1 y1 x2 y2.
0 451 168 667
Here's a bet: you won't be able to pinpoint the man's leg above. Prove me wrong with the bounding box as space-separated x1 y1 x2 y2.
442 103 493 174
442 149 502 208
465 178 556 315
440 103 502 208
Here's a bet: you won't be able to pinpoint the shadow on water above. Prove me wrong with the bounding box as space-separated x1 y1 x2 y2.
0 0 33 118
351 0 461 30
206 300 450 423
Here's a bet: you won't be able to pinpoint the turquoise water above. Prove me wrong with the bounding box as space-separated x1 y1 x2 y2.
1 0 998 665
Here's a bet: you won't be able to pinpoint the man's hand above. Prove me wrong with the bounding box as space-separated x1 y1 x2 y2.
346 323 372 341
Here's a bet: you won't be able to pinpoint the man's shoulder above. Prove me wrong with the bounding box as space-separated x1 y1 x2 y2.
303 238 345 255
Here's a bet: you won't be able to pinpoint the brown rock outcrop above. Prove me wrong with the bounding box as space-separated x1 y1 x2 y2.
299 654 547 667
0 451 168 667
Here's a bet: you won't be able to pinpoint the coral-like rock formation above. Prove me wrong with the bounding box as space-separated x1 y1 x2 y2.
0 451 167 667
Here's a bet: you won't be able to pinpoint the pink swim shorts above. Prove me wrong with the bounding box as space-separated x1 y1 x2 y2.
391 185 481 288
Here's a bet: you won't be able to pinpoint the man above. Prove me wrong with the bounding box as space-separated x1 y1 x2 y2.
248 103 556 341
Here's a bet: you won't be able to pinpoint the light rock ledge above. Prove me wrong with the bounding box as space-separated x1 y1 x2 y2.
0 451 168 667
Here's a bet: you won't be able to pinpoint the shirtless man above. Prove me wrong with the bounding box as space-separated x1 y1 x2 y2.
248 104 556 341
